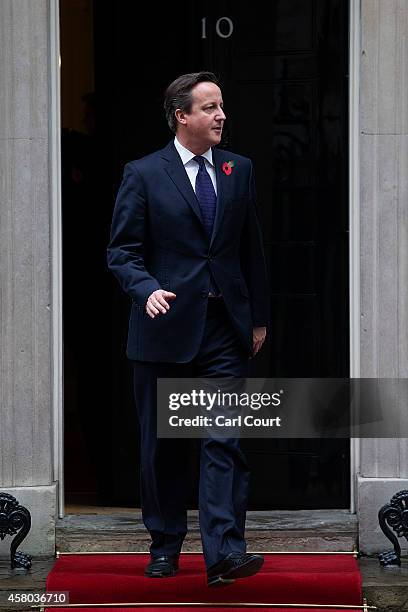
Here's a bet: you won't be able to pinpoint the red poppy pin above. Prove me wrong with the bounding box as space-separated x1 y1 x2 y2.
222 160 235 176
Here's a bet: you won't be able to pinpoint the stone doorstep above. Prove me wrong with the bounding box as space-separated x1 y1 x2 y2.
0 558 407 612
56 509 358 552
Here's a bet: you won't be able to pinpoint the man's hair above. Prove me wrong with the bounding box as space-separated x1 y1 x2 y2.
164 71 220 134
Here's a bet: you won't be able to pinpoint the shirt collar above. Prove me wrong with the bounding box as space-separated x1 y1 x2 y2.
174 136 214 167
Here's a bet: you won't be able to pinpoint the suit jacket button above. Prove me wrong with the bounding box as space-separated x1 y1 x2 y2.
201 291 207 298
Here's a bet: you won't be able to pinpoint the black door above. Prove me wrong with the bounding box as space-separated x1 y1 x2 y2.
62 0 349 508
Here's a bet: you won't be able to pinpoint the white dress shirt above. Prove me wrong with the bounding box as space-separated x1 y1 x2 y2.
174 136 217 195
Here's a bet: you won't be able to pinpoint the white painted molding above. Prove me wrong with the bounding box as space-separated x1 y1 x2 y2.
349 0 361 514
47 0 362 519
49 0 64 518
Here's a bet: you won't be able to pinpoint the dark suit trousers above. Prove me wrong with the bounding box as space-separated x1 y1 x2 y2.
132 298 249 569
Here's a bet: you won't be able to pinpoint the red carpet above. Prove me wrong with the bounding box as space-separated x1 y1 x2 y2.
45 552 362 611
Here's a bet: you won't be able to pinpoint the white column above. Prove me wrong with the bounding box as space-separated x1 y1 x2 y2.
0 0 59 556
358 0 408 554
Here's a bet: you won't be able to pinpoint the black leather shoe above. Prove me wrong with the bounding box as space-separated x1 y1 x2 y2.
145 555 179 577
207 552 264 587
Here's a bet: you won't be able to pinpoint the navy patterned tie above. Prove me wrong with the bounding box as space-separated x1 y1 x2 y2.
193 156 217 239
193 155 220 296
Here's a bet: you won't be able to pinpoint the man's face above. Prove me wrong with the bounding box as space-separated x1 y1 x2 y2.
178 82 226 150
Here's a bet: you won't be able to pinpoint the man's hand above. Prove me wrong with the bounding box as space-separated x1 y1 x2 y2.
145 289 176 319
253 326 266 356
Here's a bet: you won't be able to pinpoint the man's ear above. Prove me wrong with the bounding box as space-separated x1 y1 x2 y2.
175 109 187 126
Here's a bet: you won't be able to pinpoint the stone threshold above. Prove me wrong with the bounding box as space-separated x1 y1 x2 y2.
57 508 358 552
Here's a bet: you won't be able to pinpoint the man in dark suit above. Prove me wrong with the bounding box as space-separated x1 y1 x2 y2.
107 72 268 586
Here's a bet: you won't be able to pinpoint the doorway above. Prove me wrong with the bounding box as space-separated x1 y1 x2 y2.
60 0 350 509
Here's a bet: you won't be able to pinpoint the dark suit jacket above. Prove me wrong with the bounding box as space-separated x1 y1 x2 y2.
107 140 268 362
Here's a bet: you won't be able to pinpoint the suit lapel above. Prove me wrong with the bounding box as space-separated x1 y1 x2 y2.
160 142 231 247
162 142 204 226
